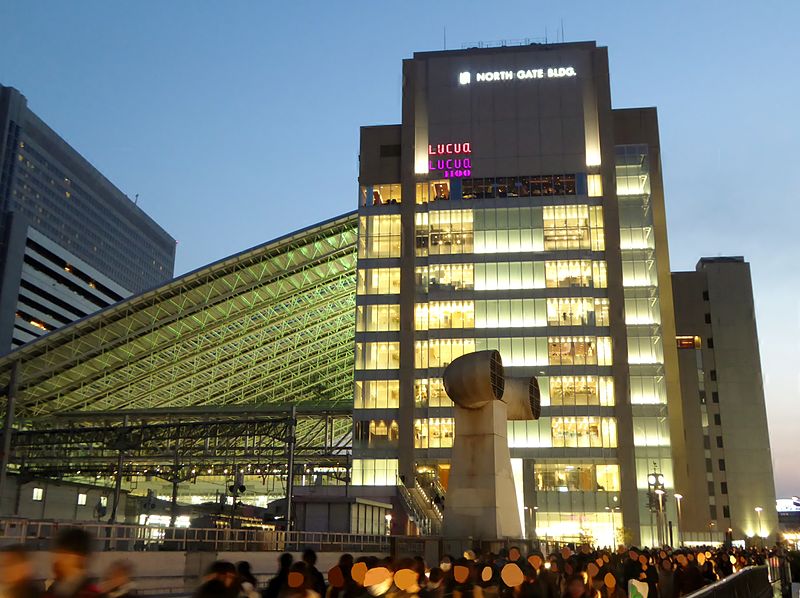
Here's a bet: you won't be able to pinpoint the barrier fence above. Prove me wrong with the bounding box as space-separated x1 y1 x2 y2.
0 518 390 553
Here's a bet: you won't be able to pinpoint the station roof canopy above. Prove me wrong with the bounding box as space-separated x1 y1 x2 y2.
0 212 359 422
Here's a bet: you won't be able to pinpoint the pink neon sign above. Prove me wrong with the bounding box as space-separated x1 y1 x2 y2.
428 142 472 178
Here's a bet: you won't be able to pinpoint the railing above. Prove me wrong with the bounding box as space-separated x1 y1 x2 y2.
684 565 788 598
0 518 390 553
397 484 437 536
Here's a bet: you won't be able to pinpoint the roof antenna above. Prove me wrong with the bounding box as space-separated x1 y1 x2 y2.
561 19 565 42
134 193 139 206
443 26 447 50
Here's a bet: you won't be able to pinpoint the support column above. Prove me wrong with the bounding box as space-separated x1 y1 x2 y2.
169 448 180 528
0 361 19 511
285 405 296 531
109 416 128 523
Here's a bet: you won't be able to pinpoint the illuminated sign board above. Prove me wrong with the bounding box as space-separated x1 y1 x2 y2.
429 142 471 178
458 67 576 85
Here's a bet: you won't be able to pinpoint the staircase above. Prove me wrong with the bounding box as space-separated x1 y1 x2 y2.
397 477 444 536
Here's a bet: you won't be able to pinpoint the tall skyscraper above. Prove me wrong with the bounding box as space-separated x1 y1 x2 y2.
672 257 777 543
354 41 686 546
0 84 176 350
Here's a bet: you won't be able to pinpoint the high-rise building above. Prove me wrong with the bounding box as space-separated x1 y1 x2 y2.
672 257 777 543
354 41 686 546
0 84 176 350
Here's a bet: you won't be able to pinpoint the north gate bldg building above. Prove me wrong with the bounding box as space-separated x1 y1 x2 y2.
354 41 685 547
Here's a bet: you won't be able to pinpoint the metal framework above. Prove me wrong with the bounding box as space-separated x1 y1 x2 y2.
0 212 359 478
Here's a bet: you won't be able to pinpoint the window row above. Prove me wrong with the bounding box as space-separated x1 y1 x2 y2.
354 417 617 450
632 416 671 447
351 458 398 486
415 259 608 293
414 206 606 256
624 297 661 326
354 374 614 409
615 144 651 197
358 215 401 259
413 336 612 369
355 342 400 370
627 335 664 365
535 463 620 492
413 298 610 330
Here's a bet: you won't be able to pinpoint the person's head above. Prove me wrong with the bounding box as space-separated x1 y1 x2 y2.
287 562 308 592
659 558 673 573
565 574 588 598
428 567 444 588
52 528 93 579
302 548 317 567
0 545 33 586
206 561 237 587
278 552 293 572
104 560 133 588
237 561 255 581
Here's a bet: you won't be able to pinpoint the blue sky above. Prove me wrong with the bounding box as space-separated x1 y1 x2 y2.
1 1 798 496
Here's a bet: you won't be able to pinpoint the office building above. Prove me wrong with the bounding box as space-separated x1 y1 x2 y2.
0 84 176 350
672 257 778 543
354 41 686 546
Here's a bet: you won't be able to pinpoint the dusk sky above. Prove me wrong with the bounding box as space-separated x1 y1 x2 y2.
1 2 797 495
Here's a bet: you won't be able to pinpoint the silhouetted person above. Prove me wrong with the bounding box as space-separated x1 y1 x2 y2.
302 549 326 598
100 561 136 598
194 561 238 598
0 545 42 598
263 553 293 598
43 528 101 598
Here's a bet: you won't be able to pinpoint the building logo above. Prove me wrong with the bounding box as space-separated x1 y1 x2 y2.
458 67 576 85
429 142 471 178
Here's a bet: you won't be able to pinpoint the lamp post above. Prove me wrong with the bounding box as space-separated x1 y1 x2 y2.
385 513 393 536
755 506 763 543
674 493 683 546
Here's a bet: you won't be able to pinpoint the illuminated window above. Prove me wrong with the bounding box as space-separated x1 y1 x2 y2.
551 417 617 448
476 298 547 328
32 488 43 501
627 336 664 365
355 342 400 370
355 380 400 409
354 420 400 448
351 459 398 486
615 145 650 196
361 183 402 206
100 496 108 507
546 298 600 326
358 215 401 258
357 268 400 295
476 261 545 291
548 337 612 366
77 493 87 506
416 301 475 330
626 297 661 326
417 263 474 291
415 339 475 369
549 376 614 406
414 379 451 407
587 174 603 197
633 417 671 447
356 304 400 332
544 260 604 289
535 463 620 492
416 180 450 204
676 336 700 349
417 210 474 256
542 205 605 251
414 418 455 448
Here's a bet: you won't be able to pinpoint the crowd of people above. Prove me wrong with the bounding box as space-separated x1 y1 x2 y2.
0 527 787 598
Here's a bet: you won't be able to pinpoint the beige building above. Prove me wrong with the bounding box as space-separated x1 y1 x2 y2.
672 257 777 544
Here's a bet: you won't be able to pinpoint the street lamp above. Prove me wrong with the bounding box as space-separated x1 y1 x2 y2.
674 493 683 546
385 513 393 536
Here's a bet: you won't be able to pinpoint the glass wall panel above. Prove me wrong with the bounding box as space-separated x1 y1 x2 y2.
547 337 611 366
475 261 545 290
624 297 661 325
542 205 605 251
356 304 401 332
535 463 620 492
359 215 401 258
417 263 474 291
476 299 547 328
416 301 475 329
414 418 455 448
351 459 398 486
357 267 401 295
355 342 400 370
415 339 476 369
549 376 614 406
354 420 400 448
354 379 400 409
551 417 617 448
414 378 452 407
